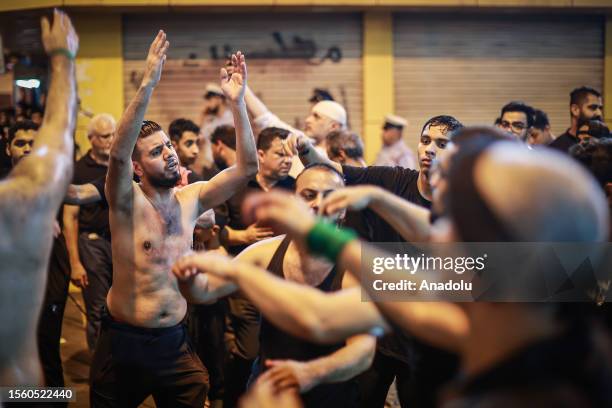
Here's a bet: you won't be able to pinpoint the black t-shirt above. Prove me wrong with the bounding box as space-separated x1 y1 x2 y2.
72 151 109 237
548 130 578 154
225 176 296 256
342 165 431 244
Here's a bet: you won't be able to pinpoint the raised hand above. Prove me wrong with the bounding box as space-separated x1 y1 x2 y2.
263 360 318 393
220 51 247 102
320 186 380 216
41 9 79 57
281 132 311 158
172 252 238 282
242 191 316 239
141 30 169 89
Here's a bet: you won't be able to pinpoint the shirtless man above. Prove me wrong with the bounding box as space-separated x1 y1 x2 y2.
0 9 78 385
89 31 258 407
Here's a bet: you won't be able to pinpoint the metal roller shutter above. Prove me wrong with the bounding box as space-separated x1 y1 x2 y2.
123 13 362 135
394 14 604 147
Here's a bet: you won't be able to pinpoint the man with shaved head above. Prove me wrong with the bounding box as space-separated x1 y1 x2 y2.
178 127 612 406
63 112 116 351
0 9 78 385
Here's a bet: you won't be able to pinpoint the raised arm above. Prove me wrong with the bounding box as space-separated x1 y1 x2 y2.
321 186 432 242
195 52 258 211
64 182 102 205
173 249 389 344
106 31 168 210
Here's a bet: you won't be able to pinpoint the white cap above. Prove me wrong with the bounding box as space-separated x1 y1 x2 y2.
384 114 408 128
312 101 347 128
204 83 224 97
195 208 216 229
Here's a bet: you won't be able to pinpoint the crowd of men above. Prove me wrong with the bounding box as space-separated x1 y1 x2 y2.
1 9 612 408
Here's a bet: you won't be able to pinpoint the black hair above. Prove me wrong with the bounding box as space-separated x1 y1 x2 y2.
168 118 200 143
570 138 612 189
8 120 39 145
296 163 345 186
532 109 550 131
570 86 601 107
210 125 236 150
500 101 535 128
257 127 290 151
421 115 463 138
132 120 163 160
326 131 364 160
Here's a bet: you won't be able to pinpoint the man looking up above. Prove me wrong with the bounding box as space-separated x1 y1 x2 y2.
89 32 258 406
0 9 78 385
63 112 116 351
550 86 603 153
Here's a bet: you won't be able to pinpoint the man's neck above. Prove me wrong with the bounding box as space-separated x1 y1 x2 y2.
417 171 432 201
256 172 279 192
462 306 562 378
89 150 109 166
140 180 174 208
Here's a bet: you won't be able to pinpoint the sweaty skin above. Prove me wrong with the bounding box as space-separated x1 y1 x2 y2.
105 35 257 328
0 10 78 385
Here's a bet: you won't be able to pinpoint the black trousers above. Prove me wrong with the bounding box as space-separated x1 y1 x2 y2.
78 232 112 351
90 313 209 408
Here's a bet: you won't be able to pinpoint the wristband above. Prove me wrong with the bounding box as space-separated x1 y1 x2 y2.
306 220 357 262
50 48 76 60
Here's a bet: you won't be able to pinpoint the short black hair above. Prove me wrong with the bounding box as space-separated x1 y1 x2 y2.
133 120 163 160
326 131 364 160
576 119 610 140
421 115 463 138
210 125 236 150
168 118 200 143
500 101 535 128
8 120 38 145
570 137 612 189
532 109 550 131
296 163 345 186
570 86 601 107
257 127 290 151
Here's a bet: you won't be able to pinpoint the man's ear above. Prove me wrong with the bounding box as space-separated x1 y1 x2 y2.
171 140 178 150
212 225 220 235
133 161 144 179
257 149 265 163
570 103 581 119
5 143 11 158
338 150 348 164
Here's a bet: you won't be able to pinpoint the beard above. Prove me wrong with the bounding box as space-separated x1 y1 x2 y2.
214 155 228 170
148 170 181 188
580 112 603 122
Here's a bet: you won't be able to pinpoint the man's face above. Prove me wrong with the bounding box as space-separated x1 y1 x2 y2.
382 126 402 146
305 111 337 142
89 120 116 159
417 124 450 174
258 137 292 180
204 95 224 115
498 111 528 139
6 129 36 166
173 131 199 166
573 94 603 123
429 143 456 217
527 127 553 146
296 168 345 223
134 131 180 188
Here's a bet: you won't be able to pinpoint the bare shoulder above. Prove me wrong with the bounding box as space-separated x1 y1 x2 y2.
235 235 286 266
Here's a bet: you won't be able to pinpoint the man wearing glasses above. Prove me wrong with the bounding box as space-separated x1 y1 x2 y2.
496 101 535 141
63 113 116 351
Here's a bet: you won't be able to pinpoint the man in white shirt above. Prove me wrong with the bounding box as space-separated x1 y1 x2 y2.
374 114 416 169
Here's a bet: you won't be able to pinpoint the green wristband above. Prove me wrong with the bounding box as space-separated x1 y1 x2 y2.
50 48 76 60
306 220 357 262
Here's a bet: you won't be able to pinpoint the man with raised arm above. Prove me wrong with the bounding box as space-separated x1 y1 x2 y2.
0 9 78 385
89 31 258 407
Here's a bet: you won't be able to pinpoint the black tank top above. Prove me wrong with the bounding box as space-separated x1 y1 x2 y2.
259 237 345 362
258 237 357 408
